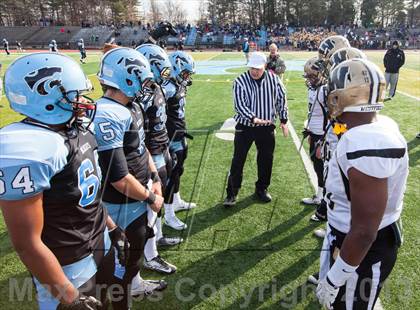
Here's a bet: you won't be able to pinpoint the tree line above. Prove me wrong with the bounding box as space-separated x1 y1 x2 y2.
1 0 419 28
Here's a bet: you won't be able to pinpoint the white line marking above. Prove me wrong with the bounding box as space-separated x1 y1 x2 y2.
287 121 318 191
396 90 420 101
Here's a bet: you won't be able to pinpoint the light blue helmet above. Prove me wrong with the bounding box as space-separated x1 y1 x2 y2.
4 52 93 125
169 51 195 85
98 47 154 99
51 40 56 44
136 43 171 84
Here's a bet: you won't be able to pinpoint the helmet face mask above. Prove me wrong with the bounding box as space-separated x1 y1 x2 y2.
303 57 326 89
327 59 386 119
169 51 195 85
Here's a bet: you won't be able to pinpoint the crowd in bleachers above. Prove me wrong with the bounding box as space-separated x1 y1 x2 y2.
1 21 419 50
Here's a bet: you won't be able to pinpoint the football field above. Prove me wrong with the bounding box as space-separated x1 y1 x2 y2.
0 50 419 309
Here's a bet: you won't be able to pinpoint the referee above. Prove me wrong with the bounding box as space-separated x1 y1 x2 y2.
224 52 288 207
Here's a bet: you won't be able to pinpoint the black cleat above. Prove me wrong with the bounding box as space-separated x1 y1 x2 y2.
255 189 272 203
223 195 237 207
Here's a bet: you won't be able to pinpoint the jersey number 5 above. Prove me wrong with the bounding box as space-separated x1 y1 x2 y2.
77 159 100 207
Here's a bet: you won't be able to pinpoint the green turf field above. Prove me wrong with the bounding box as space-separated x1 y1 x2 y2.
0 51 419 309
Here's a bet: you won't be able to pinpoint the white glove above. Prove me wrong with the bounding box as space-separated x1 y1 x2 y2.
316 277 339 309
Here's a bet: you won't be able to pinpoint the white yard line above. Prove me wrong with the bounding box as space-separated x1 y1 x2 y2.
287 121 318 192
396 90 420 101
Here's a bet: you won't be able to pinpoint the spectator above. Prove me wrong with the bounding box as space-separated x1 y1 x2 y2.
266 43 286 80
383 40 405 98
242 38 250 64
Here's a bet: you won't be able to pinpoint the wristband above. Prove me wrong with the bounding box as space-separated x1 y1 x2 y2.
327 254 359 287
145 190 156 205
151 171 160 183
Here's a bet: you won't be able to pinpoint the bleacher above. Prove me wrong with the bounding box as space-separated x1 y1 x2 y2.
0 27 41 44
69 26 114 48
24 26 81 48
223 34 235 46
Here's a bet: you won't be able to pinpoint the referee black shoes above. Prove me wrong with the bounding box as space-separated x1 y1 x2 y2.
223 195 237 207
255 189 272 203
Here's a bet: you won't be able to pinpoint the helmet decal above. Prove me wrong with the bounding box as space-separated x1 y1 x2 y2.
24 67 62 95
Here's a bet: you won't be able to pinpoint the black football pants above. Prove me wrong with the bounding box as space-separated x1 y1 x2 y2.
226 123 275 197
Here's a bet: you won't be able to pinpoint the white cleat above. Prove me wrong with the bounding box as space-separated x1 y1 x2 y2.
173 199 197 212
301 195 321 206
313 228 326 239
131 278 168 296
164 214 187 230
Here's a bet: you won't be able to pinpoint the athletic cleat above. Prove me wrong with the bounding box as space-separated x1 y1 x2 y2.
310 212 327 222
143 255 177 274
157 236 183 246
301 195 321 206
313 228 326 239
164 214 187 230
173 199 197 212
223 195 237 207
307 272 319 285
131 278 168 296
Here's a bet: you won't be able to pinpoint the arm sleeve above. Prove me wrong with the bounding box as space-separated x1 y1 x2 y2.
233 81 255 121
275 77 288 124
0 159 64 201
94 114 131 152
98 148 129 183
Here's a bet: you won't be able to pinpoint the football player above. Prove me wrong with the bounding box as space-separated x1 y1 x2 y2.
78 38 87 64
162 51 197 230
136 44 182 274
316 58 408 309
310 47 367 222
301 57 328 206
318 35 350 78
49 39 58 52
3 38 10 55
94 47 167 300
0 53 129 309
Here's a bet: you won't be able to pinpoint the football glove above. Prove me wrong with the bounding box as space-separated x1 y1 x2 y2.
316 277 339 310
109 226 130 266
56 294 102 310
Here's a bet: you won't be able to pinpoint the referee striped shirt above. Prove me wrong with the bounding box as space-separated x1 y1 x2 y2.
233 70 288 127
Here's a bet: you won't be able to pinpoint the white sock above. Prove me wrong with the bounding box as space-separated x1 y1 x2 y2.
156 217 163 240
164 203 175 217
173 192 181 204
144 235 158 261
317 187 323 199
131 272 142 287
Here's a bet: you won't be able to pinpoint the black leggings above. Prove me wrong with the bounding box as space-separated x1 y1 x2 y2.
309 133 324 188
113 213 151 308
165 140 188 204
78 245 128 309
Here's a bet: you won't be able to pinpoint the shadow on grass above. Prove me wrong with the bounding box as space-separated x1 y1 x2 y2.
225 249 321 310
144 207 315 309
0 231 14 259
407 136 420 167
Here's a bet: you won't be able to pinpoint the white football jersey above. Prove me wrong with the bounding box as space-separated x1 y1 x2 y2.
307 85 328 135
325 115 408 233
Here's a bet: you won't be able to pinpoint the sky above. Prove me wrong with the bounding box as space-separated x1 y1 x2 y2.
139 0 203 22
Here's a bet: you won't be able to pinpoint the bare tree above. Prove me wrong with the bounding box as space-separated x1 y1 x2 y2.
164 0 187 24
149 0 162 24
